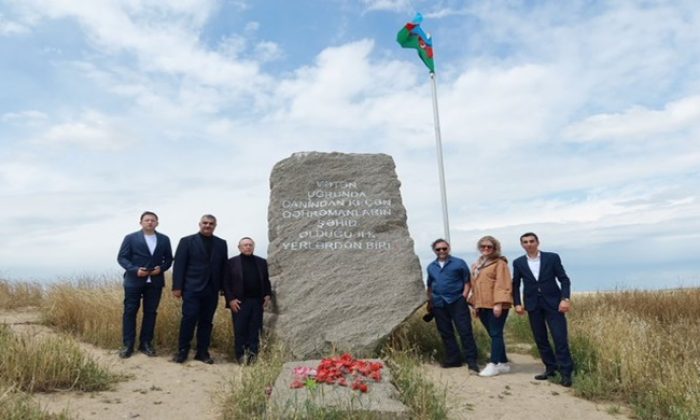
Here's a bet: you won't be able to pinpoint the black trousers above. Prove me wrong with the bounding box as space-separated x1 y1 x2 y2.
178 286 219 354
528 297 574 377
122 283 162 348
433 296 478 365
232 298 264 360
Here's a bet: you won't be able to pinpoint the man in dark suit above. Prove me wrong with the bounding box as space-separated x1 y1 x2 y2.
222 237 271 364
117 211 173 358
172 214 228 364
512 232 574 387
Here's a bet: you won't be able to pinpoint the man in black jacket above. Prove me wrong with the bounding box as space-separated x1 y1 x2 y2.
512 232 574 387
172 214 228 364
223 237 271 364
117 211 173 358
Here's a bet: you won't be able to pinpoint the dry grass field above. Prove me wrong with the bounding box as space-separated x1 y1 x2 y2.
506 289 700 420
2 277 699 419
0 279 44 309
41 277 235 356
39 278 449 418
1 280 119 419
572 289 700 419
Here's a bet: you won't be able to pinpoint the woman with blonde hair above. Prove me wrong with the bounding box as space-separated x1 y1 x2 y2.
470 235 514 377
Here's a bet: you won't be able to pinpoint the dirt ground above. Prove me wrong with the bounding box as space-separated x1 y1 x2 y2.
421 352 630 420
2 309 630 419
1 308 241 420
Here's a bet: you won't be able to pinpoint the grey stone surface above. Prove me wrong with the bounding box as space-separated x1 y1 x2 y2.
268 359 409 419
267 152 425 359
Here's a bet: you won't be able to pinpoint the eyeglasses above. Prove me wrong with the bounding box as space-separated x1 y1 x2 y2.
521 239 537 244
479 244 494 249
434 247 448 252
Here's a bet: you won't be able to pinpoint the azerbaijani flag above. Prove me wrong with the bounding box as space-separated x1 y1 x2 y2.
396 13 434 73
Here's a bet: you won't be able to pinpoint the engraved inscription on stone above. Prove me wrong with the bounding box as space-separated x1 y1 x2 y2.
280 179 394 252
267 152 426 359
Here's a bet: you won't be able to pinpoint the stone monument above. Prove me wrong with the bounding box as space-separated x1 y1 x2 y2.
267 152 425 359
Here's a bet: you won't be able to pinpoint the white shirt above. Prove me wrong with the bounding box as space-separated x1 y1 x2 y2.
438 260 446 268
527 252 541 281
144 233 157 283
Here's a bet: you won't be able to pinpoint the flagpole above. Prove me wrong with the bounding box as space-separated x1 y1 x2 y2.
429 71 450 243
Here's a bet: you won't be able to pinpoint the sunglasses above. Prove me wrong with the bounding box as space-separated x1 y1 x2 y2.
479 244 494 249
434 247 448 252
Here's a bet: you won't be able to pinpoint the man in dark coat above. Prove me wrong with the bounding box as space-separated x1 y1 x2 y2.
222 237 271 364
512 232 574 387
172 214 228 364
117 211 173 358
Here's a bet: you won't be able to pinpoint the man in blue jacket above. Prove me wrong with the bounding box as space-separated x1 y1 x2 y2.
117 211 173 358
172 214 228 364
512 232 574 387
427 239 479 372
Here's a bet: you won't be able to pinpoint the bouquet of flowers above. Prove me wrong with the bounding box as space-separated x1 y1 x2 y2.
290 353 384 393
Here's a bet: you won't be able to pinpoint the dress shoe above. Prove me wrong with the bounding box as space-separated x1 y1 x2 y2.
138 342 156 357
560 376 573 387
174 350 188 364
467 361 480 373
534 370 557 380
440 360 462 368
118 346 133 359
194 352 214 364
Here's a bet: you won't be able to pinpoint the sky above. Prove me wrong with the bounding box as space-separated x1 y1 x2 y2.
1 0 699 291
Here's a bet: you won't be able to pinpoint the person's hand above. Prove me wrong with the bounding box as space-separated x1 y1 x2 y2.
137 267 149 277
465 292 475 306
515 305 525 316
559 299 571 313
230 299 242 313
263 295 271 310
493 303 503 318
172 289 182 299
150 266 162 276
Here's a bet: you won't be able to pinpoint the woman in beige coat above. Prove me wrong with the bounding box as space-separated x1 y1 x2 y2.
470 235 513 377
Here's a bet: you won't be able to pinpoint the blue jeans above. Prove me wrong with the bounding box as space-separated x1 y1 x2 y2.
478 308 509 364
433 296 478 365
122 283 162 348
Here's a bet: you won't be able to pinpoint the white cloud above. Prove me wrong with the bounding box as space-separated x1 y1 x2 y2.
244 21 259 33
35 110 131 151
2 110 47 124
14 0 268 94
563 95 700 143
254 40 283 62
0 15 29 34
361 0 413 13
274 40 378 128
424 8 469 19
1 0 699 288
